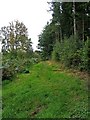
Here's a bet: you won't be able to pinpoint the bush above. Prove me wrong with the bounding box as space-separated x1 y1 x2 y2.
52 35 89 72
79 39 89 71
2 59 16 80
2 52 33 80
52 40 61 61
59 36 79 67
2 50 41 80
52 36 90 70
2 66 15 80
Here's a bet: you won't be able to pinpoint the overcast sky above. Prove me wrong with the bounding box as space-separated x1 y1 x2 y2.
0 0 52 51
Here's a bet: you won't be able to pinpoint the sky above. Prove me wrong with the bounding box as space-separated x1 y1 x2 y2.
0 0 52 51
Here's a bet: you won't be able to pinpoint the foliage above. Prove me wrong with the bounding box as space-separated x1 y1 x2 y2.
60 36 80 67
48 2 90 39
52 40 61 61
1 20 34 80
38 22 56 60
33 50 41 63
52 36 77 65
38 2 90 72
0 20 32 54
2 49 42 80
79 39 89 71
51 36 89 71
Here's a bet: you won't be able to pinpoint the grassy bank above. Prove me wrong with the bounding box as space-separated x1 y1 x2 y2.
2 61 88 118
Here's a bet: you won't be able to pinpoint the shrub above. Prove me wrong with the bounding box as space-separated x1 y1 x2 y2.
52 40 61 61
59 36 79 67
52 35 89 71
79 39 89 71
2 52 33 80
2 59 16 80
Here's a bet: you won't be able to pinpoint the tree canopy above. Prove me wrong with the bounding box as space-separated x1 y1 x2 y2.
0 20 32 54
38 1 90 72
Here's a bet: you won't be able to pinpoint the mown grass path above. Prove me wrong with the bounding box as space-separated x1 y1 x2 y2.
2 61 88 118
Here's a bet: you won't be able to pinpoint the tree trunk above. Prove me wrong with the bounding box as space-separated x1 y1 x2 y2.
73 1 76 36
59 24 63 42
82 16 84 41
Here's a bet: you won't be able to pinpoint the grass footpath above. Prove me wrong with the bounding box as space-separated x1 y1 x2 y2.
2 61 88 118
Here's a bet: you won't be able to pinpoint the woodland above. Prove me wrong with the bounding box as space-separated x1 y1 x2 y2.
0 1 90 119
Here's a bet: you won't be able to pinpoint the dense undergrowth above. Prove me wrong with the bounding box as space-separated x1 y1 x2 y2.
52 36 90 72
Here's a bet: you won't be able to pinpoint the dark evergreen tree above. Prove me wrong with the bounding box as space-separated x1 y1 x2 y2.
38 22 56 60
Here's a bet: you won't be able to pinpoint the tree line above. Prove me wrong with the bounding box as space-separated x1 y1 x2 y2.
38 1 90 72
0 2 90 80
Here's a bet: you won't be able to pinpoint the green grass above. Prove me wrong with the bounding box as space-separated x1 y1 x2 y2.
2 61 88 118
